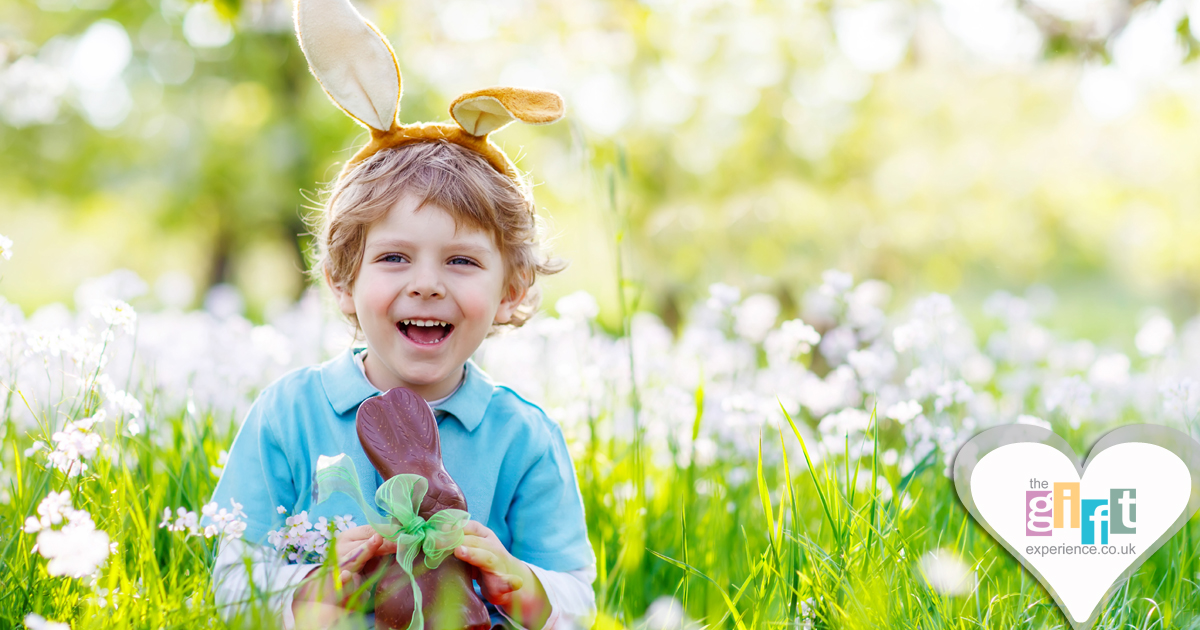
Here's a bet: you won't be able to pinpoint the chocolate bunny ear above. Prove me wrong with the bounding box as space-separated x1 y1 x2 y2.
357 388 469 516
294 0 401 133
450 87 565 137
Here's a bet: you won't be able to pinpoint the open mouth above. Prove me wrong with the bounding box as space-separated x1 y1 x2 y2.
397 319 454 345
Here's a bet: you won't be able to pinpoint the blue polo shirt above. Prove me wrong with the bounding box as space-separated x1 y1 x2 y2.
207 346 595 573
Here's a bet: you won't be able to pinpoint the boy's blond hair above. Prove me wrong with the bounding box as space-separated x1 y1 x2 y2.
305 140 567 339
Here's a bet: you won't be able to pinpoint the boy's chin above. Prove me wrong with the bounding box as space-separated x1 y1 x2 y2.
395 361 463 388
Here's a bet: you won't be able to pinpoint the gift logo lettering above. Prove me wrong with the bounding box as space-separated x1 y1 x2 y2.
1023 479 1138 557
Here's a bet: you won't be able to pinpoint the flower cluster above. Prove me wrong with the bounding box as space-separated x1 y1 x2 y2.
41 410 106 477
23 490 111 578
267 509 357 564
158 498 248 539
93 373 144 435
92 299 137 335
14 259 1200 546
475 270 1200 507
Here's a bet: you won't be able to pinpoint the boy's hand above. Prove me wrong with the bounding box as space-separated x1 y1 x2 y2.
453 521 550 628
293 524 397 623
327 524 397 586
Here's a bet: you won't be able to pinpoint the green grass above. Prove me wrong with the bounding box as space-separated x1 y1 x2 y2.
4 373 1199 630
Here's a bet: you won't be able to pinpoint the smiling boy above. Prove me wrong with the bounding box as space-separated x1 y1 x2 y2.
204 1 596 625
339 189 522 401
206 139 597 630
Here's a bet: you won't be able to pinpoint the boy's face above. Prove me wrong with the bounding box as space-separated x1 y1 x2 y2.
328 192 526 400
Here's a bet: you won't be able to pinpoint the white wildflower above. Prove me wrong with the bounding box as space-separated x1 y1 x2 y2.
639 595 692 630
961 353 996 384
1043 376 1092 428
38 525 110 578
919 548 975 597
819 269 854 296
982 290 1032 324
818 326 857 366
706 283 741 311
934 380 973 412
1162 378 1200 421
28 491 109 578
160 507 200 535
334 514 356 532
847 346 897 386
1088 353 1130 388
818 408 872 435
1135 315 1174 357
555 291 600 322
894 293 958 353
733 294 779 343
0 234 12 261
107 389 143 418
26 490 74 532
201 498 248 539
210 449 229 477
92 299 137 335
764 319 821 367
23 613 69 630
46 410 107 477
886 400 923 424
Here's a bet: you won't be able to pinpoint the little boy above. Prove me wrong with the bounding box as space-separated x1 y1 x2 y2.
205 137 596 630
202 1 596 625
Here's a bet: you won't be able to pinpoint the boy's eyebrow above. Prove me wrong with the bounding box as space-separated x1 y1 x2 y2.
367 238 493 255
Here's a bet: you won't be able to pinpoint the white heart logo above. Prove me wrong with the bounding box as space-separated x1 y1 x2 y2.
952 424 1200 630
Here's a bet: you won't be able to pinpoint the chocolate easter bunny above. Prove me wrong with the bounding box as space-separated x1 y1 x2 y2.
293 0 566 183
356 387 490 630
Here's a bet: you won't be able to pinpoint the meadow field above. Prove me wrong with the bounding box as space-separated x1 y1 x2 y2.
4 261 1200 629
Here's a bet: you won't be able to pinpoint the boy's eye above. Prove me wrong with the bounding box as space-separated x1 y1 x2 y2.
381 254 406 263
449 257 476 266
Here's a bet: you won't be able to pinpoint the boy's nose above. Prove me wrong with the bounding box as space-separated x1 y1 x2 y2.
407 263 445 298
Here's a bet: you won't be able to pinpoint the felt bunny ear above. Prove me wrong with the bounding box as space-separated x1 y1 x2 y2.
294 0 401 133
449 87 565 137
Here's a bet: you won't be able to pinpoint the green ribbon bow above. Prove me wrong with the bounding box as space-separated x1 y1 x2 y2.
314 453 471 630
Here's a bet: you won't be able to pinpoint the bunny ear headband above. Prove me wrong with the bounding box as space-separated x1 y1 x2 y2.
293 0 565 182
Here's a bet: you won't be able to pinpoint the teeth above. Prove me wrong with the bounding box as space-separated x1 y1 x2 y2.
401 319 449 327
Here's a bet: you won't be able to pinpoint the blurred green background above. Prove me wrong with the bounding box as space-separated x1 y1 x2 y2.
4 0 1200 340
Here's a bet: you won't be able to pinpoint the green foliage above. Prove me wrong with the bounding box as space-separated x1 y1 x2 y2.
6 0 1200 330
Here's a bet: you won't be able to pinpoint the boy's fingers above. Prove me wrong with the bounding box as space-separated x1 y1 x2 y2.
462 521 491 538
341 534 381 571
455 544 501 571
337 524 376 544
459 534 499 553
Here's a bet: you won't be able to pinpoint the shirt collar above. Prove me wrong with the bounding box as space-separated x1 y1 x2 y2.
320 346 494 432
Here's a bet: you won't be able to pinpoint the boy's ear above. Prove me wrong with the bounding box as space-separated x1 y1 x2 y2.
324 267 357 316
450 87 565 137
494 277 530 325
294 0 402 133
